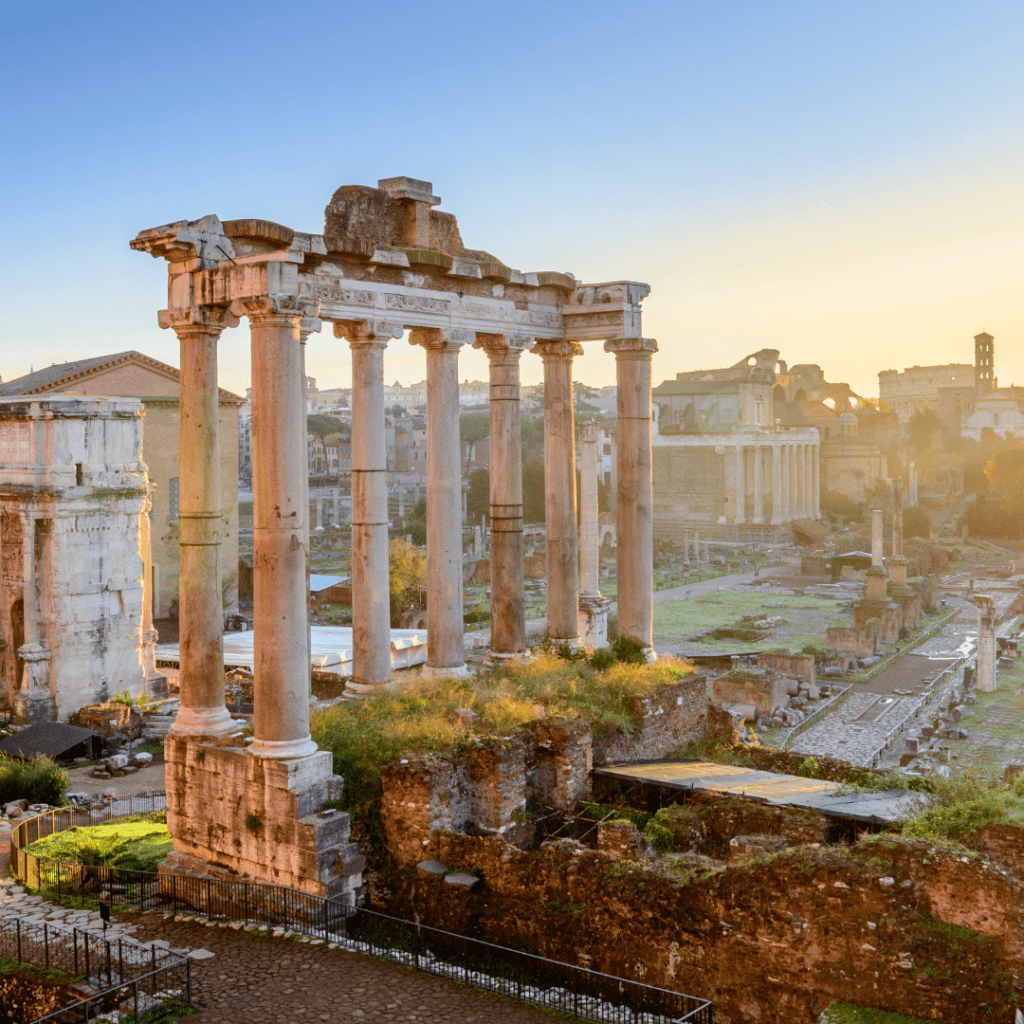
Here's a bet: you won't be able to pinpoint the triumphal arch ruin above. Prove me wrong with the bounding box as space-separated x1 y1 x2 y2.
132 176 656 895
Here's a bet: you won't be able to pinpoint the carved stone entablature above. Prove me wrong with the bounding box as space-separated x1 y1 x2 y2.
567 281 651 306
130 215 235 269
562 281 649 342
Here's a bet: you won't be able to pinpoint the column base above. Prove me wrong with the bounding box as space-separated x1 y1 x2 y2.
579 594 611 650
484 650 533 668
249 734 320 760
12 693 56 727
421 663 469 680
169 704 236 739
146 674 169 700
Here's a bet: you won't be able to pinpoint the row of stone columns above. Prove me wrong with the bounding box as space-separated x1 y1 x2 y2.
734 439 820 525
167 302 659 752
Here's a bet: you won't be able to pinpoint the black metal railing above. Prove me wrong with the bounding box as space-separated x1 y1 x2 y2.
0 912 193 1023
30 957 193 1024
10 805 712 1024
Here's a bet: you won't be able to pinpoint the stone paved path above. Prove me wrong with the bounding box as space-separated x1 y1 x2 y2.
124 915 559 1023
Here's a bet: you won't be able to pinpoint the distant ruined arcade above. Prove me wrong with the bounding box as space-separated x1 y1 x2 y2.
131 176 656 896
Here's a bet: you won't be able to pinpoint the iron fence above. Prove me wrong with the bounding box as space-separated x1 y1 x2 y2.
29 957 193 1024
10 805 713 1023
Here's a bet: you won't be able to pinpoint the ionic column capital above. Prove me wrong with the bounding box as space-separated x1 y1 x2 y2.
473 333 535 360
158 305 239 338
534 339 583 362
408 327 472 352
333 318 403 348
298 315 323 340
232 294 320 326
604 337 658 359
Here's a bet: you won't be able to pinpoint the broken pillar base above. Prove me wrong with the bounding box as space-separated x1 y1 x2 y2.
161 735 363 902
484 650 532 669
12 692 56 726
864 566 888 602
578 593 611 650
420 663 469 681
146 673 169 700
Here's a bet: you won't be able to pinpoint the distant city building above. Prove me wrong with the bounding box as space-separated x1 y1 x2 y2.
879 332 995 426
963 386 1024 441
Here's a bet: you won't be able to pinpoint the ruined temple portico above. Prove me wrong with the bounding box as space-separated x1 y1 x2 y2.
132 177 654 895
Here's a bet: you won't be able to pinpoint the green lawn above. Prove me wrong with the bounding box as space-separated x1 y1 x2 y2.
819 1004 950 1024
652 591 847 651
24 814 171 872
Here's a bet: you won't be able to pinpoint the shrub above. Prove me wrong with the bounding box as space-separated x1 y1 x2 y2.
610 635 647 665
590 647 616 671
0 754 68 806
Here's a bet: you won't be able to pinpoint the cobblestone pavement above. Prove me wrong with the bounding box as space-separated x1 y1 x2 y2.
124 915 559 1024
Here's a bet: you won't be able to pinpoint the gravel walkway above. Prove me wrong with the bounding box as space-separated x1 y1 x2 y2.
124 915 560 1024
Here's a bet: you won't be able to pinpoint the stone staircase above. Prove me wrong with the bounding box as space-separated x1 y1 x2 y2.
141 700 179 742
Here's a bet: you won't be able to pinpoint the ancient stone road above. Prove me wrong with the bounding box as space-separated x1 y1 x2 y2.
125 916 560 1024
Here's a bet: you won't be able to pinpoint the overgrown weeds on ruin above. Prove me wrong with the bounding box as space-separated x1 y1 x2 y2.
311 656 694 809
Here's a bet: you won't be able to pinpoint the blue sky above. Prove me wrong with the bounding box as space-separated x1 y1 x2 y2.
2 0 1021 398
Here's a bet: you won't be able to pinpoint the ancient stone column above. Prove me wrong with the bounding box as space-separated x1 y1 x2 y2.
871 509 884 566
475 333 531 659
752 441 764 524
314 492 323 531
140 483 167 699
12 508 54 725
242 296 320 758
771 442 783 524
795 444 805 518
889 478 908 585
160 306 236 738
337 320 403 690
788 445 798 519
410 328 469 676
780 444 791 521
579 421 600 596
606 337 658 656
802 444 811 520
734 444 746 524
975 594 996 692
812 444 821 518
536 340 583 645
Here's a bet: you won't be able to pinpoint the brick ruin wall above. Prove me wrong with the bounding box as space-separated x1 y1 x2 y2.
371 830 1024 1024
380 676 707 866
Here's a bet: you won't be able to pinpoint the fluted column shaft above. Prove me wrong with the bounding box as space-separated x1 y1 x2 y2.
411 329 468 675
781 443 791 520
161 307 235 737
734 444 746 523
771 443 782 524
804 444 814 517
245 298 319 758
813 444 821 517
337 320 402 687
753 441 764 524
579 422 600 596
536 340 582 643
788 445 798 518
606 337 657 654
476 334 530 657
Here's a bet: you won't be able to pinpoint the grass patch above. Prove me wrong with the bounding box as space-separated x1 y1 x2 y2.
0 753 68 806
311 656 694 811
819 1003 951 1024
24 813 171 872
899 772 1024 841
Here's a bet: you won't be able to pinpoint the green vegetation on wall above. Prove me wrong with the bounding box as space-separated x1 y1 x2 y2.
0 754 68 807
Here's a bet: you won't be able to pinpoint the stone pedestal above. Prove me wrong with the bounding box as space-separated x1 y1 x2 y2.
579 593 611 649
160 736 363 902
13 644 54 725
864 566 888 602
888 556 908 586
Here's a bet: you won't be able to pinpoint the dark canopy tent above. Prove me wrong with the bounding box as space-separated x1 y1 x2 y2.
0 722 101 762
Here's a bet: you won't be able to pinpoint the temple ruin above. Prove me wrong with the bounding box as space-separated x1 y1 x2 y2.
131 176 657 896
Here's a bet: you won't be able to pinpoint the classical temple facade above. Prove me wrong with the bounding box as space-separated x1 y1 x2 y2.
131 176 658 897
652 349 821 543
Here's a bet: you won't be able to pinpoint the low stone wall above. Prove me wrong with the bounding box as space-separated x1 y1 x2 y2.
757 652 815 689
826 622 878 657
711 670 788 718
591 675 707 765
378 830 1024 1024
